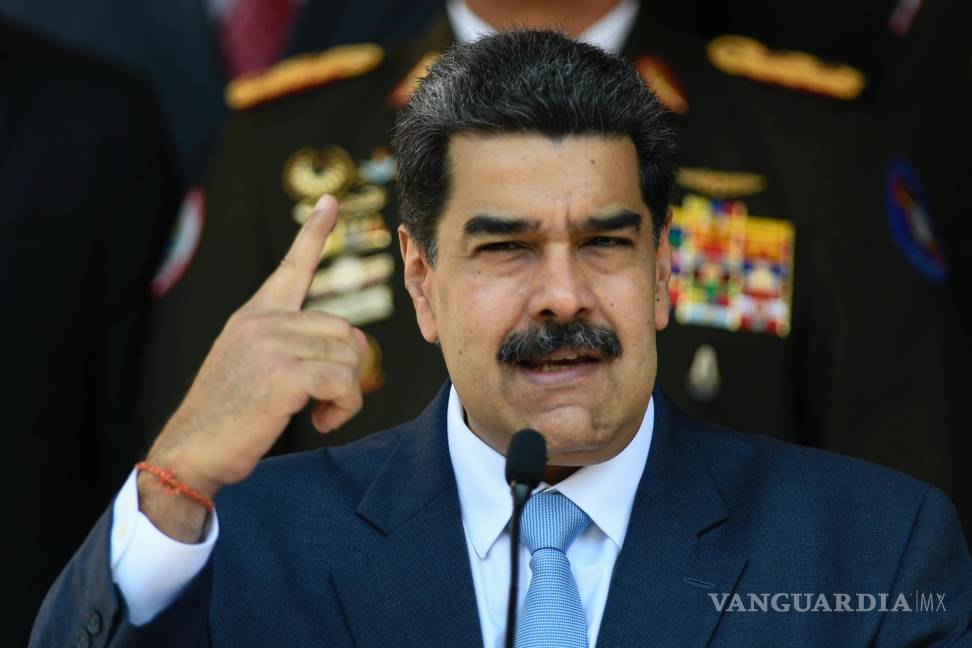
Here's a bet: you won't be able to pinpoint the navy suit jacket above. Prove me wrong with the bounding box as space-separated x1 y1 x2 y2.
32 383 972 646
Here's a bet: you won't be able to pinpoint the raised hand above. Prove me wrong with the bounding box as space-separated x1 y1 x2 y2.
138 194 367 540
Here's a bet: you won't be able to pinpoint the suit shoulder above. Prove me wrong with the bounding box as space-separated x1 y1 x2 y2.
2 19 158 111
684 409 933 514
674 412 955 565
224 43 386 112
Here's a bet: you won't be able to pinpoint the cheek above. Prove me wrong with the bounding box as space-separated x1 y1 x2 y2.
440 272 527 360
598 272 657 357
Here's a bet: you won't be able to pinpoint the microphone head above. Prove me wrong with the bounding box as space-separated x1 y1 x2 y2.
505 429 547 488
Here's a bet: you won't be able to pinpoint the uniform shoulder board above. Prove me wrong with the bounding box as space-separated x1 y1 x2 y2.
707 35 865 100
225 43 385 110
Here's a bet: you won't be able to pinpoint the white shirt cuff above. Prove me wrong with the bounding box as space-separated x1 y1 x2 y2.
110 468 219 626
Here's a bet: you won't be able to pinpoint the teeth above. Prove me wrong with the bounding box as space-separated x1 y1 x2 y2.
522 353 593 372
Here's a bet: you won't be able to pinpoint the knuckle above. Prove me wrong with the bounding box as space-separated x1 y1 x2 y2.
335 339 358 363
319 337 340 361
327 316 352 337
306 363 331 388
341 340 361 366
333 364 356 388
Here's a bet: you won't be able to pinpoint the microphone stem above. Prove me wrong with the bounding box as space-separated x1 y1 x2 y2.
506 481 530 648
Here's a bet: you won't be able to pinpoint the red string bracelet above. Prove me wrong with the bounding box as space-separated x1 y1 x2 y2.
135 461 215 512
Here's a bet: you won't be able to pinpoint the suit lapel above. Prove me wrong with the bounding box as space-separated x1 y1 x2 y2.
596 390 747 648
330 382 484 648
331 382 746 648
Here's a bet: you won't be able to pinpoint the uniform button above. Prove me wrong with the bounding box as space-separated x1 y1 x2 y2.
85 609 102 635
73 629 91 648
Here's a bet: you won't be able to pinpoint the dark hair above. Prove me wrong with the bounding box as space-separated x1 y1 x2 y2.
392 29 676 264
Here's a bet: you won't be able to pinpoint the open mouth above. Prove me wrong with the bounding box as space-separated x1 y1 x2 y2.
518 350 602 373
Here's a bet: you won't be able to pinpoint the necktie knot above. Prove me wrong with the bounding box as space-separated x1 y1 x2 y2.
519 491 591 555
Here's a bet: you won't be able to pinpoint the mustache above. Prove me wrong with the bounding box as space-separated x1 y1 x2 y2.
496 321 623 364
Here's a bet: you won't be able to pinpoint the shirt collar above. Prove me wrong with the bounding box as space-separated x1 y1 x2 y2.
447 384 654 559
445 0 640 54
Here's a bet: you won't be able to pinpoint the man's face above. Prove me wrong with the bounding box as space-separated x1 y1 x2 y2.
400 133 671 466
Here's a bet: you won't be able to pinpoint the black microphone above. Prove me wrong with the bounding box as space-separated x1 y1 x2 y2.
504 429 546 648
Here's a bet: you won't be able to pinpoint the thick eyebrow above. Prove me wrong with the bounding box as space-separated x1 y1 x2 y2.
462 214 540 238
582 210 642 233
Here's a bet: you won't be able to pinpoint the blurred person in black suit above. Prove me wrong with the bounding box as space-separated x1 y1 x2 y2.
0 18 179 644
0 0 444 185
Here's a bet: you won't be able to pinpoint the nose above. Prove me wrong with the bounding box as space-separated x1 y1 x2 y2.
526 245 596 323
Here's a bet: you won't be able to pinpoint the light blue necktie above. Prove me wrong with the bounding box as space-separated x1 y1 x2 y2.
514 491 592 648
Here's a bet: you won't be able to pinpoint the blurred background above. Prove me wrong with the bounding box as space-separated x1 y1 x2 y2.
2 0 969 643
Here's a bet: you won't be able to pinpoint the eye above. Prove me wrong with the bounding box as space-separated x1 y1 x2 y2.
585 236 633 248
477 241 526 253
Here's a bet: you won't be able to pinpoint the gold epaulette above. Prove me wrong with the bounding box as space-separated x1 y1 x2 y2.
707 35 865 100
225 43 385 110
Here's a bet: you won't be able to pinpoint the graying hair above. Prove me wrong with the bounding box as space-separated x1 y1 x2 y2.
496 321 623 364
392 29 676 265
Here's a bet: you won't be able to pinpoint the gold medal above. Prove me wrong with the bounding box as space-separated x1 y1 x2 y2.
282 146 356 202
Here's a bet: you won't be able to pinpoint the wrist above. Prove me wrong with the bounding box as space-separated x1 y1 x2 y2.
136 447 222 544
144 444 222 501
136 470 211 543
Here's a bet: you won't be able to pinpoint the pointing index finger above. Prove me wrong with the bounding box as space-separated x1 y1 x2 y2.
251 194 338 310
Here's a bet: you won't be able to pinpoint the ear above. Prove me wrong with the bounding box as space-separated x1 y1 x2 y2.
653 210 673 331
398 225 439 344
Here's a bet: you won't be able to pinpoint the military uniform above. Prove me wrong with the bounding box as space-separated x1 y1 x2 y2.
134 6 971 530
628 5 972 533
133 20 455 452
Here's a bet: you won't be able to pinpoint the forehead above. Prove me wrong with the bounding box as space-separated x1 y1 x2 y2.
442 133 645 224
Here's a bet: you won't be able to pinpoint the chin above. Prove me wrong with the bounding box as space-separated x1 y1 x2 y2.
528 407 614 459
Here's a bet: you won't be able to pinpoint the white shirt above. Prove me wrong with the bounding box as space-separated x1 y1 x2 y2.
447 0 639 53
448 386 654 648
111 0 646 628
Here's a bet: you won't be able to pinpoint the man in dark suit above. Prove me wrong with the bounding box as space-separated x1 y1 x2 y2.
0 18 180 645
0 0 444 184
130 0 972 536
31 30 970 648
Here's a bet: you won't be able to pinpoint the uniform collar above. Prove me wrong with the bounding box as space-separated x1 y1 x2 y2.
447 384 654 560
445 0 641 54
